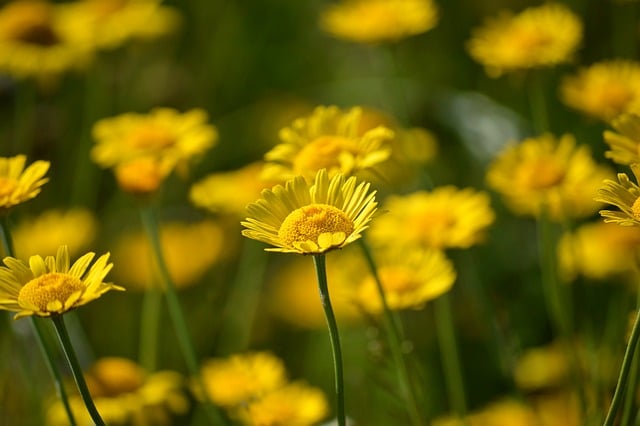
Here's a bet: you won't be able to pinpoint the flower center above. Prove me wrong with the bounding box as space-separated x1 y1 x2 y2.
115 157 165 195
1 2 59 46
18 272 84 312
293 136 358 175
410 209 456 248
0 177 18 198
278 203 354 247
518 159 566 190
128 124 176 150
379 267 417 293
632 197 640 221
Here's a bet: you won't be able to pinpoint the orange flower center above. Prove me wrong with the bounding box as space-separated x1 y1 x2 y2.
294 136 358 176
18 272 84 312
115 157 165 195
128 124 176 150
0 177 18 198
0 2 59 46
278 203 354 247
519 160 566 190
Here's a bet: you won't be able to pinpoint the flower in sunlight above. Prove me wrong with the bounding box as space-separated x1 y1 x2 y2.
368 186 495 250
0 245 123 319
319 0 438 44
560 60 640 122
199 352 287 407
603 113 640 166
487 133 613 221
47 357 189 426
242 168 377 255
354 245 456 314
0 155 50 211
10 208 98 259
466 3 582 77
233 382 329 426
261 105 393 183
513 342 568 391
558 221 640 282
0 0 93 83
596 163 640 227
111 220 227 291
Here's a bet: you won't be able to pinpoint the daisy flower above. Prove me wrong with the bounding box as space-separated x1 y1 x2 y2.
603 113 640 166
0 155 50 210
596 163 640 227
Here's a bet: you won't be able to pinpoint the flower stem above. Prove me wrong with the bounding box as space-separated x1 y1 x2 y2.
138 205 227 425
358 239 425 425
51 315 103 426
312 254 346 426
139 287 162 372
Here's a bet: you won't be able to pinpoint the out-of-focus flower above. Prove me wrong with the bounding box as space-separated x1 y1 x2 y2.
354 246 456 314
368 186 495 250
558 221 640 282
46 357 189 426
467 3 582 77
0 0 92 82
0 245 123 319
432 398 539 426
242 169 377 255
514 343 568 391
111 220 226 290
261 105 393 183
596 163 640 227
57 0 181 51
9 208 97 259
603 113 640 166
487 133 612 221
533 392 581 426
199 352 287 407
319 0 438 44
560 60 640 122
0 155 49 211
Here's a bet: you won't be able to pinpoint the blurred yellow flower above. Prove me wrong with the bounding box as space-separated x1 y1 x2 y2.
0 0 92 82
513 343 568 391
113 156 167 196
0 155 49 211
234 382 329 426
199 352 287 407
319 0 438 44
57 0 181 51
533 392 581 426
596 163 640 227
47 357 189 426
603 113 640 166
558 221 640 282
467 3 582 77
242 169 377 255
111 220 226 290
354 246 456 314
487 133 612 221
368 186 495 250
0 245 123 319
433 398 539 426
10 208 97 259
560 60 640 122
261 105 393 182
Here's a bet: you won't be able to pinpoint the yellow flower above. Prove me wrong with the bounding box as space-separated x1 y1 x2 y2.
0 0 93 82
57 0 181 51
0 245 123 319
111 220 226 291
46 357 189 426
433 399 539 426
354 246 456 314
368 186 495 250
596 163 640 226
242 169 377 255
9 208 97 259
560 60 640 122
603 113 640 166
0 155 49 210
558 221 640 282
319 0 438 44
487 133 613 220
234 382 329 426
467 3 582 77
261 105 393 183
199 352 287 407
513 343 568 391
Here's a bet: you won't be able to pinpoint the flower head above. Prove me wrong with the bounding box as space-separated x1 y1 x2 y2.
487 133 612 220
560 60 640 122
261 105 393 183
242 169 377 255
596 163 640 227
0 155 49 211
0 245 123 319
467 3 582 77
513 343 569 392
319 0 438 44
603 113 640 166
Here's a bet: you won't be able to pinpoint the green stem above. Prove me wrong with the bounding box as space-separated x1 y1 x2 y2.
434 294 468 418
312 254 346 426
139 288 162 371
358 239 425 425
51 315 103 426
604 309 640 426
138 205 227 425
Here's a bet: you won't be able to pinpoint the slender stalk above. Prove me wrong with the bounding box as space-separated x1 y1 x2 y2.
358 239 425 425
51 315 103 426
312 254 346 426
139 287 162 371
619 271 640 426
138 205 227 425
